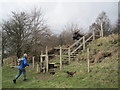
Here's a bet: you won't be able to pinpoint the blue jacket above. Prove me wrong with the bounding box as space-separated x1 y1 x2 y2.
18 56 29 68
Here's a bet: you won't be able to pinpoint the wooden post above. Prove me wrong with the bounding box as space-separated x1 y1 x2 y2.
83 36 85 50
68 48 71 64
36 63 39 73
87 48 90 73
40 51 43 72
40 51 43 63
32 56 35 68
101 21 103 37
46 46 48 72
93 30 95 40
100 30 101 37
60 47 62 71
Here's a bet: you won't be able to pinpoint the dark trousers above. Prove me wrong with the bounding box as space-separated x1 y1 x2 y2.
14 68 26 80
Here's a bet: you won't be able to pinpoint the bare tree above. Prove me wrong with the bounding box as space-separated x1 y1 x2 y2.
90 11 111 36
59 30 73 45
29 8 49 56
2 12 31 58
2 31 7 58
1 8 58 60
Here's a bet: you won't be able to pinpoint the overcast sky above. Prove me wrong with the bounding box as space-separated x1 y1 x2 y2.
0 0 118 34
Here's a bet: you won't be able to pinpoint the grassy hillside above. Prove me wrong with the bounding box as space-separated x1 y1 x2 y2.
2 34 118 88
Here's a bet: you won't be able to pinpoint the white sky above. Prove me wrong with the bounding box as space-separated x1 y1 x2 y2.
0 0 118 34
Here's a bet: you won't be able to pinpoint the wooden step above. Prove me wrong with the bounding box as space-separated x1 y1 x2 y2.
64 58 68 60
54 63 60 68
66 56 75 58
62 61 69 65
71 54 76 56
87 39 93 42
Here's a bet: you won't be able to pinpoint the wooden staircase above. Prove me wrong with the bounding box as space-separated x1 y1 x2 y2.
39 29 103 72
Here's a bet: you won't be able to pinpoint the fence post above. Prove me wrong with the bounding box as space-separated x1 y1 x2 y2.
60 47 62 71
93 30 95 40
40 51 43 63
46 46 48 72
68 48 71 64
83 36 85 50
36 63 39 73
40 51 43 72
87 48 90 73
32 56 35 69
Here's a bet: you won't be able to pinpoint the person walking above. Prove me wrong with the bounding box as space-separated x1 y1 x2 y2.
72 30 83 41
13 53 29 84
72 30 83 46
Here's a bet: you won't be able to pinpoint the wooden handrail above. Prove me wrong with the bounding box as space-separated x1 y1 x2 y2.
70 34 93 54
71 44 83 54
69 37 83 49
54 48 69 50
40 55 47 57
84 35 93 43
54 48 60 49
62 48 69 49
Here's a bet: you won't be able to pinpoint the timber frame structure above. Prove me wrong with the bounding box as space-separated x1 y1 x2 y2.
34 28 104 73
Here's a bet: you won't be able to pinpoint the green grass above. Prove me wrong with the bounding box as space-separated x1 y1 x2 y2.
2 34 118 88
2 59 118 88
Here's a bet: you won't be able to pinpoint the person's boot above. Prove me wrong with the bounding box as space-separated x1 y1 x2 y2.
13 79 16 84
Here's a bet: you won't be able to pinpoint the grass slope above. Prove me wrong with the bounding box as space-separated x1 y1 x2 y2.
2 34 118 88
